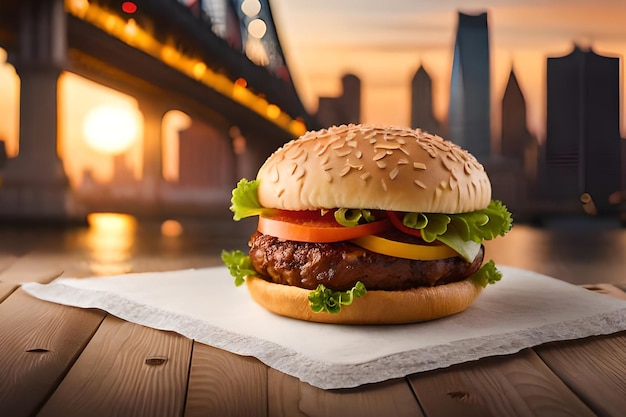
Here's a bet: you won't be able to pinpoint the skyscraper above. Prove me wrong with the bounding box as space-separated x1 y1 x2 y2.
447 12 491 160
411 65 442 136
501 69 533 168
316 74 361 126
545 46 622 213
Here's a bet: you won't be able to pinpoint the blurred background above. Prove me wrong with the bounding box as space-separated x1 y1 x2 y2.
0 0 625 283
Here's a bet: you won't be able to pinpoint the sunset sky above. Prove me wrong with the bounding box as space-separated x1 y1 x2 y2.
271 0 626 142
1 0 626 184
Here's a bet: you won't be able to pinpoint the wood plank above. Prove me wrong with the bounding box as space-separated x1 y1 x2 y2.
536 332 626 417
184 342 268 417
0 252 69 285
581 283 626 301
0 254 20 273
408 349 596 417
37 315 193 417
0 289 106 417
0 281 17 302
268 370 423 417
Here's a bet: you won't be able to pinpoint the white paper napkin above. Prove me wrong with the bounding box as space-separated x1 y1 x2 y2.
22 266 626 389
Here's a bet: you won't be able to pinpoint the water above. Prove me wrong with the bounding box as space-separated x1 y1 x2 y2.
484 217 626 285
1 214 624 285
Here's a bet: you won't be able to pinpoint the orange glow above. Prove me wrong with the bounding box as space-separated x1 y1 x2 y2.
83 105 140 155
266 104 281 119
0 48 19 157
162 110 191 182
192 62 207 79
86 212 137 276
59 73 143 187
161 219 183 237
67 0 89 17
124 18 138 37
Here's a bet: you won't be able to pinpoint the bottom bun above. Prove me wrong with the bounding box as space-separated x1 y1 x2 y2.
246 275 483 324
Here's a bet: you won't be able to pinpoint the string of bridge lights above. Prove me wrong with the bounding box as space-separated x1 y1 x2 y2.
65 0 306 137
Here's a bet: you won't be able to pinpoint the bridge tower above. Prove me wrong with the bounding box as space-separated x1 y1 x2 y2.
0 0 73 222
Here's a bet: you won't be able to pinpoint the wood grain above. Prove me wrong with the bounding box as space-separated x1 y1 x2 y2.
268 370 423 417
0 280 17 302
185 341 268 417
0 251 68 285
0 254 19 273
408 349 596 417
37 315 193 417
0 289 106 417
536 332 626 417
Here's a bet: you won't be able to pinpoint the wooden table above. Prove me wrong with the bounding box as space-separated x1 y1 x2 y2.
1 251 625 417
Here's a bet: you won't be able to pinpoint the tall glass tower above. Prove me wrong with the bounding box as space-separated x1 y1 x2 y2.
447 12 491 160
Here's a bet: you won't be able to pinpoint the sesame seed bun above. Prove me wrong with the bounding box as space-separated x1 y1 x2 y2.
246 275 483 324
256 124 491 214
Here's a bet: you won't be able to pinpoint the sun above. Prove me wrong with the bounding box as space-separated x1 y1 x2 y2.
83 105 141 155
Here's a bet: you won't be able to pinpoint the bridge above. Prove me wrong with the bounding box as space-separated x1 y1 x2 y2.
0 0 318 222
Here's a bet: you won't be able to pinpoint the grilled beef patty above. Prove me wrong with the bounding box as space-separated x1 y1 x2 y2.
248 231 484 291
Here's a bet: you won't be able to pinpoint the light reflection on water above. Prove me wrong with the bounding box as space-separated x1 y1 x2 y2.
78 213 626 285
86 213 137 276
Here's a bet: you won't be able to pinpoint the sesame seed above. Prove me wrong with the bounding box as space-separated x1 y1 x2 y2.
373 151 387 161
374 142 401 150
347 159 364 170
269 165 279 182
335 148 352 157
316 143 330 156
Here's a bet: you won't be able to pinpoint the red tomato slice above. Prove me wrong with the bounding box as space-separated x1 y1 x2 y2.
387 211 422 238
258 210 392 243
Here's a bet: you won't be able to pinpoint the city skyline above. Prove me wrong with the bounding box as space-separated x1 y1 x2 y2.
271 0 626 142
1 2 625 204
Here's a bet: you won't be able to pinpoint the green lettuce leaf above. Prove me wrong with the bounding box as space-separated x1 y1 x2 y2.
402 200 513 262
334 208 376 227
229 178 277 220
308 282 367 314
469 259 503 287
221 250 256 286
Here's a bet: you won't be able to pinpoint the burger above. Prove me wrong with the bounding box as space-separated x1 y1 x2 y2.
222 124 512 324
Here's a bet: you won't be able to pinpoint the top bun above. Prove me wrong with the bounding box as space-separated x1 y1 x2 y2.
256 124 491 214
